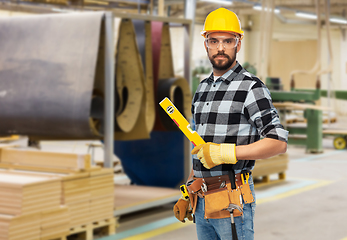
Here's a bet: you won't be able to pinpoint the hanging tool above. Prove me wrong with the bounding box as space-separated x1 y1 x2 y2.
159 97 205 146
241 172 250 185
180 184 189 200
224 203 243 240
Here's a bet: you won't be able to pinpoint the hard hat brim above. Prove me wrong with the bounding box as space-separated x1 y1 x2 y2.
201 30 244 40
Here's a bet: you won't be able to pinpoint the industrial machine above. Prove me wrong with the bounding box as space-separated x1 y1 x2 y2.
267 77 347 152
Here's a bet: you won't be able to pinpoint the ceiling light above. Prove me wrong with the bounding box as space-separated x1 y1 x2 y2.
296 12 347 24
200 0 232 5
295 12 317 20
253 5 280 14
330 18 347 24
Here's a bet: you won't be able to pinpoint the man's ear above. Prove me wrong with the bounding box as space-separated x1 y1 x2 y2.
204 40 208 52
236 40 241 53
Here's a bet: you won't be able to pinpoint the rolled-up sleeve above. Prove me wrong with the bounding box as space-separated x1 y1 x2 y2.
243 79 288 143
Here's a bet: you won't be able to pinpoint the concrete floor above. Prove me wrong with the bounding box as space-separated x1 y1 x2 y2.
111 137 347 240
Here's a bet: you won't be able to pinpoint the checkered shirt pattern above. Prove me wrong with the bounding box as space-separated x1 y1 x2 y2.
192 62 288 178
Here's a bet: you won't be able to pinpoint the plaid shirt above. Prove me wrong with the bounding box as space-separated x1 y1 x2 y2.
192 62 288 178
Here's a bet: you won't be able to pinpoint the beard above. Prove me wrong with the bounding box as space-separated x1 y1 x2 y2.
209 48 237 71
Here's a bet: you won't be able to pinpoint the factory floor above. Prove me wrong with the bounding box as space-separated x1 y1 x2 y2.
112 137 347 240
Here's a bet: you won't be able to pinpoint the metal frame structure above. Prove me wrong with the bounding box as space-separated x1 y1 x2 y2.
104 11 115 169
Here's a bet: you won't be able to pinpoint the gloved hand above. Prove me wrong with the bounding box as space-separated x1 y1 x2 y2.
191 142 237 169
173 197 193 223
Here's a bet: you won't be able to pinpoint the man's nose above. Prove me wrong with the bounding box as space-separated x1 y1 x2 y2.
217 42 225 51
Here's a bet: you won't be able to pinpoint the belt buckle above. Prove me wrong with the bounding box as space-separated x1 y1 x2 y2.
201 182 208 192
219 181 226 188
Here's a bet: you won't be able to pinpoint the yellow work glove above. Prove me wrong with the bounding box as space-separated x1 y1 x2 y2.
173 197 193 223
191 142 237 169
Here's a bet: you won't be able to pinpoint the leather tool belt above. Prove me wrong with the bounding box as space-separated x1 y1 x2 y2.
187 173 254 219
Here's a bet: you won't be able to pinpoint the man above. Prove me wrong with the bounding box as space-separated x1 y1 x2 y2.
173 7 288 240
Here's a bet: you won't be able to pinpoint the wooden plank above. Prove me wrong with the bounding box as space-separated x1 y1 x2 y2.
90 196 114 222
68 200 91 228
0 213 41 240
62 179 90 204
90 174 114 198
0 172 61 215
323 129 347 135
40 207 70 239
89 168 113 177
41 206 69 230
0 162 81 174
0 148 91 171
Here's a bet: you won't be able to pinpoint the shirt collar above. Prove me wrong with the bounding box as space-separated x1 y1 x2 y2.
207 61 242 85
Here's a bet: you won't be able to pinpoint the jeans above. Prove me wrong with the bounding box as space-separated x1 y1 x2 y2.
194 176 256 240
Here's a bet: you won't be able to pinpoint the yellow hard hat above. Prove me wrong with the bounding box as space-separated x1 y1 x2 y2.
201 8 244 40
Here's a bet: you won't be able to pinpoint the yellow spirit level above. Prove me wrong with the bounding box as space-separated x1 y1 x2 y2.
159 97 205 147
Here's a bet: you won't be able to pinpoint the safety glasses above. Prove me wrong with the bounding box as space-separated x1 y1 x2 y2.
205 36 239 50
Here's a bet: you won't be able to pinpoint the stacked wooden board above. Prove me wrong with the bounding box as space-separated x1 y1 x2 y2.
89 169 114 222
0 147 91 173
0 172 61 215
0 213 41 240
41 206 70 240
0 147 115 240
0 172 65 240
61 169 114 227
62 173 91 227
252 153 289 183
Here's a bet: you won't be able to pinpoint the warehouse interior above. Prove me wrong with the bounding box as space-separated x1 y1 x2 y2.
0 0 347 239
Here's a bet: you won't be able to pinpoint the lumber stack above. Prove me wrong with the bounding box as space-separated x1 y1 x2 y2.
68 200 91 228
0 172 61 215
0 147 91 173
61 169 114 227
41 206 70 240
0 171 68 240
89 169 114 222
0 213 41 240
253 153 289 182
61 173 91 227
63 174 90 204
0 147 116 239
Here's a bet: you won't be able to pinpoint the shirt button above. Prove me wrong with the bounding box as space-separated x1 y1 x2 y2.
213 84 216 87
207 103 209 105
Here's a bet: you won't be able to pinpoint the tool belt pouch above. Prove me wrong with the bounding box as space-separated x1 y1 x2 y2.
204 187 230 218
226 183 243 217
239 183 254 204
203 182 243 219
